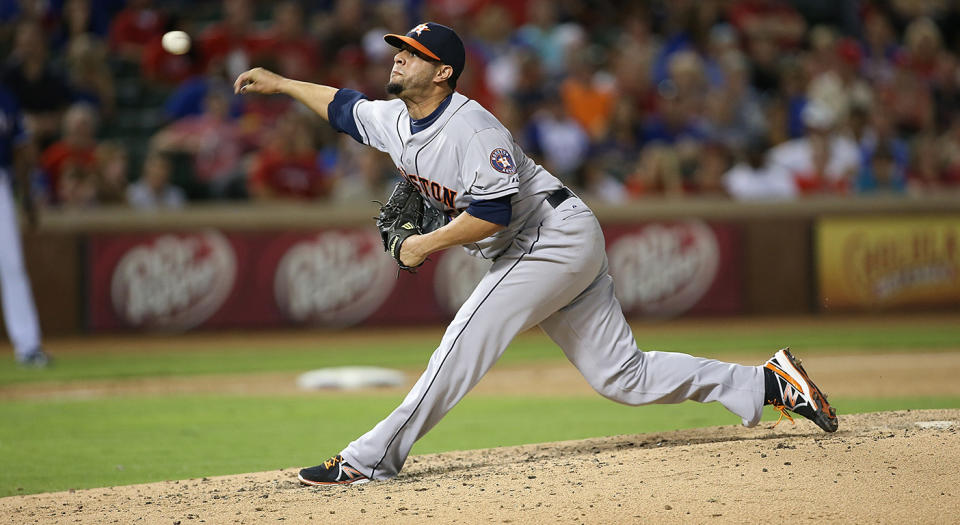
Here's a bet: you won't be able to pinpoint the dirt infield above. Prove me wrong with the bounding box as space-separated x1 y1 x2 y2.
3 317 959 523
3 409 957 524
3 351 959 401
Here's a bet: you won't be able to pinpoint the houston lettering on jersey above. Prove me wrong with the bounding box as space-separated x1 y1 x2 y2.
398 166 458 209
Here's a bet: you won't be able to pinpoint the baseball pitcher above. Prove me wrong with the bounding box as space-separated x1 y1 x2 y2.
234 22 837 486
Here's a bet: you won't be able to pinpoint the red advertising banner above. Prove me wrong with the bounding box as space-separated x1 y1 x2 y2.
88 229 443 331
603 221 743 317
87 222 741 332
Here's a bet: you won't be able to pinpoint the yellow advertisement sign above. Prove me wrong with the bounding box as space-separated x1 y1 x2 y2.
817 216 960 310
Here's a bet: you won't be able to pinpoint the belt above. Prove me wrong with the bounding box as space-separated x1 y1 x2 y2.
546 187 574 208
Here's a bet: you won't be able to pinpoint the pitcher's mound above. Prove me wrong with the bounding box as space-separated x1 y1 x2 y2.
5 409 958 524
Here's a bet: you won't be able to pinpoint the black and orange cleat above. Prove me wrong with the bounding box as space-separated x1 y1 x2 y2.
298 455 370 486
763 348 838 432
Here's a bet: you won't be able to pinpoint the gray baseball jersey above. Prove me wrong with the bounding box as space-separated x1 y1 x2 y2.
331 89 765 480
346 91 561 259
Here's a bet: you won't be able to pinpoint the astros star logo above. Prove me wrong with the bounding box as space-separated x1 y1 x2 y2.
489 148 517 174
411 23 431 36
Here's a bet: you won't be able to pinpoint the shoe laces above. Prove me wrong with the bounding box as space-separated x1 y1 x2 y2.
768 400 795 429
323 455 343 470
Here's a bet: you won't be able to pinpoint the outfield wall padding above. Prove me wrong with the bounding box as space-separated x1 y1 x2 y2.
9 194 960 335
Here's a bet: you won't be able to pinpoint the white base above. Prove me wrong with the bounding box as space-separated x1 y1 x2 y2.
296 366 406 390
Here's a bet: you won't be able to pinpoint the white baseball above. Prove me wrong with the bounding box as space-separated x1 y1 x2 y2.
161 31 191 55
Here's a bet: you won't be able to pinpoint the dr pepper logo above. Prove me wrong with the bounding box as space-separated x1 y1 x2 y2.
607 221 719 317
111 231 237 330
273 231 397 326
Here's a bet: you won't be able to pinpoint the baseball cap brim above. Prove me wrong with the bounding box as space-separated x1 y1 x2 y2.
383 34 442 62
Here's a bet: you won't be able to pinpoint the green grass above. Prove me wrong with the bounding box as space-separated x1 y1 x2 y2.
1 317 958 496
1 393 957 497
634 322 960 356
0 342 439 386
2 318 959 385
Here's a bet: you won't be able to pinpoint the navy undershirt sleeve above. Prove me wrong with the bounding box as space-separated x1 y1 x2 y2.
327 89 368 143
465 195 513 226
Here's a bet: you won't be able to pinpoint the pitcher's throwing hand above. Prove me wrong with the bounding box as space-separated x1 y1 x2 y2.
233 67 285 95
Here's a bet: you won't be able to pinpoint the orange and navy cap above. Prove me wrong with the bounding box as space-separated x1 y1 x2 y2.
384 22 465 81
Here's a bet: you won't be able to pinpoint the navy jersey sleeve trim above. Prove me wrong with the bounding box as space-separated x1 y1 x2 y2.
465 195 513 226
328 89 368 143
468 187 518 197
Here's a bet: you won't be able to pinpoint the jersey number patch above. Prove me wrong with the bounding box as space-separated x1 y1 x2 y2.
489 148 517 174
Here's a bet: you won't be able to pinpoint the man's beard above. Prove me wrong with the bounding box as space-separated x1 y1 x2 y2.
386 82 403 95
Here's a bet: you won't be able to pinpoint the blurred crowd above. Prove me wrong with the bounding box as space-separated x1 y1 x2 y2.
3 0 960 210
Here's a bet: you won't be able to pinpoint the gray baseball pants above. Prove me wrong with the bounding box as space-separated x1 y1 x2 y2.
0 175 41 359
341 197 765 480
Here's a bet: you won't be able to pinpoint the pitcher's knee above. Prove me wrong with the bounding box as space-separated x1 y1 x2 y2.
585 360 654 403
588 376 634 402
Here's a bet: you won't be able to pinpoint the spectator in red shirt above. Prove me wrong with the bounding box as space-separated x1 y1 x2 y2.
625 143 684 198
938 115 960 187
45 140 130 207
689 142 732 196
151 87 247 199
906 132 944 194
93 141 129 205
728 0 805 94
767 101 859 196
248 111 331 201
898 17 945 82
873 64 935 136
728 0 806 51
896 17 957 131
199 0 262 79
254 2 320 83
109 0 166 63
40 103 100 205
608 29 657 118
